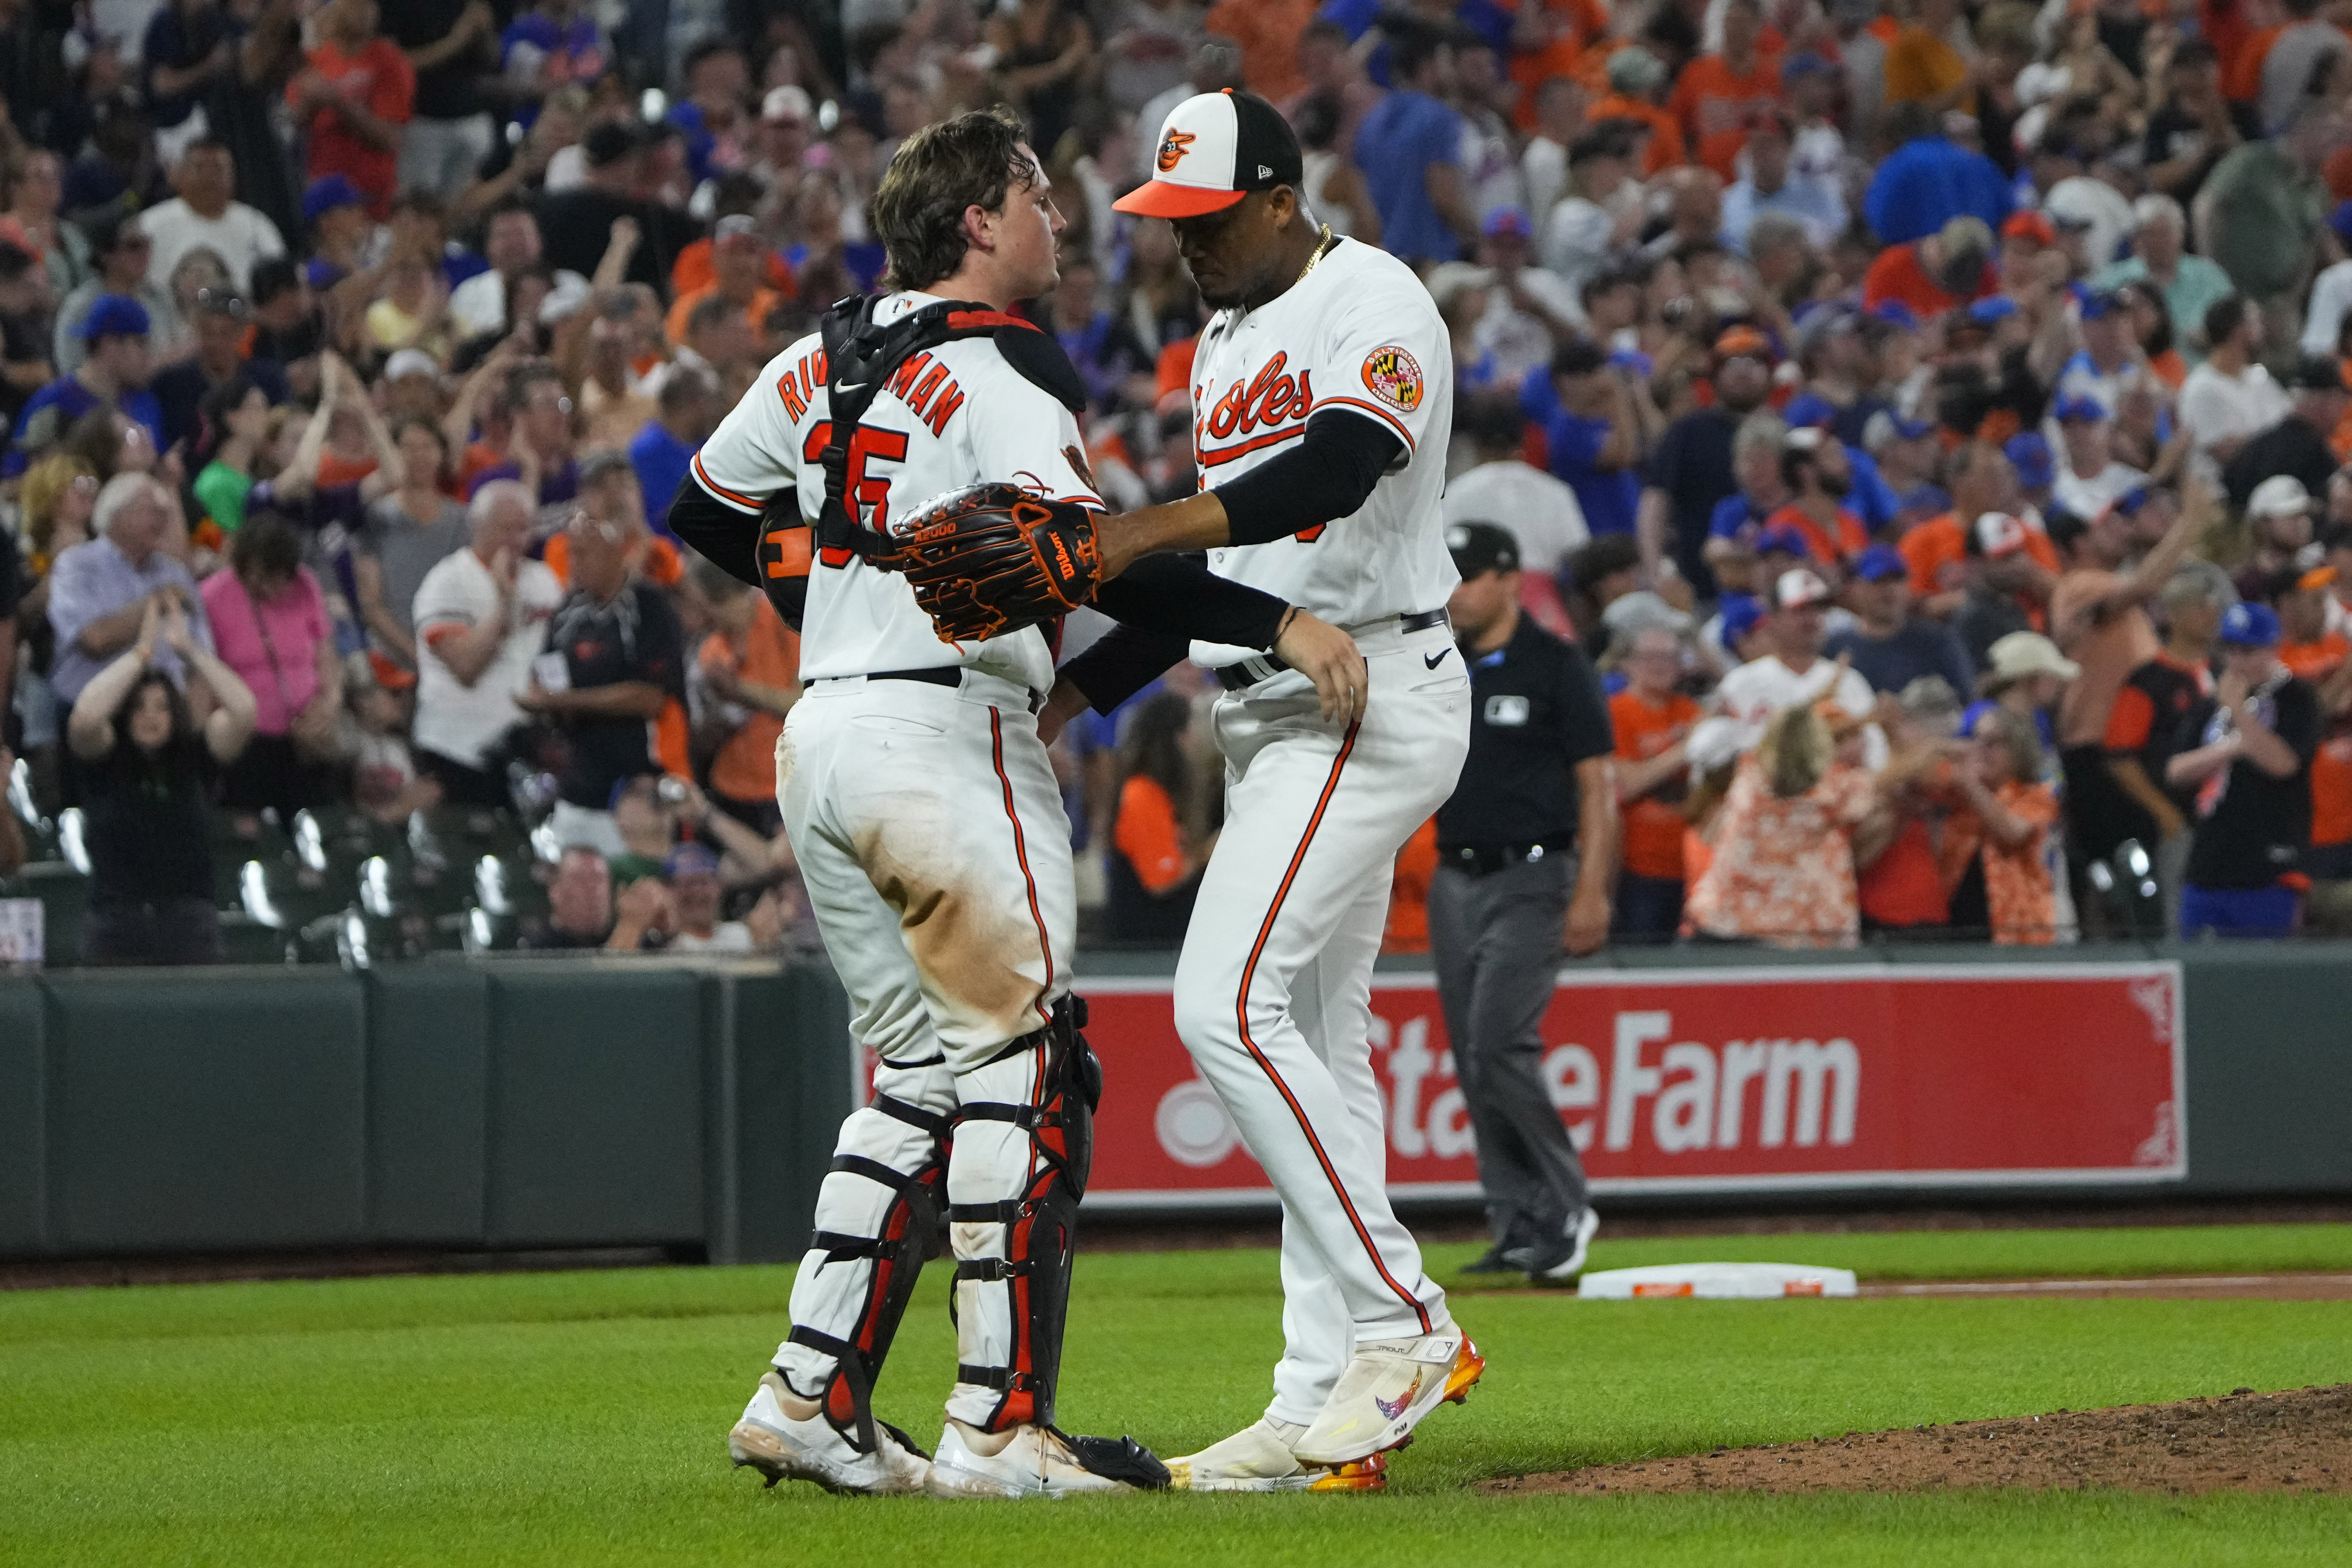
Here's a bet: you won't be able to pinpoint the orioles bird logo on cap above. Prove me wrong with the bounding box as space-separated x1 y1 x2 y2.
1156 129 1196 173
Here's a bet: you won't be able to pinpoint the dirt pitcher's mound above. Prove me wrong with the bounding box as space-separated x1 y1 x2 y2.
1488 1385 2352 1496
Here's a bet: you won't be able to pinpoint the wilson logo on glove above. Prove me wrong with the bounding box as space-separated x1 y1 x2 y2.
879 482 1104 644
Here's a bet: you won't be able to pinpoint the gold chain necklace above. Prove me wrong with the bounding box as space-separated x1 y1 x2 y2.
1293 224 1336 289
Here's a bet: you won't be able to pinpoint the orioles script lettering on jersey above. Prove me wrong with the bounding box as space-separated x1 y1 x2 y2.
1197 351 1315 468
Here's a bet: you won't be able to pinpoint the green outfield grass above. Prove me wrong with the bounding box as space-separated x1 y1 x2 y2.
5 1224 2351 1567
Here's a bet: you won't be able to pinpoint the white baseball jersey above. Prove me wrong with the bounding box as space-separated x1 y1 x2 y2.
1186 239 1459 664
689 290 1104 691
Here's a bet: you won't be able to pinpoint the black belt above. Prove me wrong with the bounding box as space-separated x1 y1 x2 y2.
821 666 961 688
1441 839 1570 877
818 665 1045 712
1212 608 1452 692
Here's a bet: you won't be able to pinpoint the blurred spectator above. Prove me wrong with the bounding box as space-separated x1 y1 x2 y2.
2180 295 2289 486
1768 426 1868 569
1711 567 1882 755
2222 358 2348 513
5 149 91 300
1641 326 1776 592
663 215 778 347
197 512 341 814
1722 110 1842 252
1443 399 1588 585
2200 101 2334 335
630 365 717 539
54 214 176 380
2105 562 2231 925
517 507 684 856
410 478 560 804
386 0 498 200
154 289 286 457
1828 543 1974 696
2235 477 2320 606
47 472 210 710
1857 674 1963 938
448 202 545 342
2096 195 2233 365
137 137 283 293
1106 689 1208 943
288 0 416 216
1863 213 1997 319
693 563 796 837
13 294 161 476
1538 337 1651 540
2169 603 2320 938
188 374 271 532
521 843 616 950
1864 105 2013 247
2049 492 2200 881
536 124 690 293
1684 702 1891 948
1610 622 1701 940
354 417 468 674
1669 0 1781 182
657 840 756 953
2049 395 2147 521
1354 23 1472 268
65 594 256 963
990 0 1095 158
1539 128 1640 294
1589 47 1684 177
1952 706 2062 943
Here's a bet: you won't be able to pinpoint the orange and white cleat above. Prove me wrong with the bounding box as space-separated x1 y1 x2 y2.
1293 1331 1485 1466
1165 1418 1391 1493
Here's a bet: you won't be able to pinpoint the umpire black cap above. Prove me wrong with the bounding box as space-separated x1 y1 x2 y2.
1447 521 1521 579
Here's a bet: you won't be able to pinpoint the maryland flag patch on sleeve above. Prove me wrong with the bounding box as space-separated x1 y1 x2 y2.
1361 345 1425 412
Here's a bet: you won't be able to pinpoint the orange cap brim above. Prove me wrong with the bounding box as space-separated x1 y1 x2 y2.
1112 181 1249 219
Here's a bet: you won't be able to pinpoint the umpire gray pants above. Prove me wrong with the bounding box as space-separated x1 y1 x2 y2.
1427 853 1588 1250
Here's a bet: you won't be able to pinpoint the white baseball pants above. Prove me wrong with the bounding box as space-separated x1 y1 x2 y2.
769 670 1076 1430
1172 617 1472 1426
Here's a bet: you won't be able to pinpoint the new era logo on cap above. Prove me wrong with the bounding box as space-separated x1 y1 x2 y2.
1115 90 1305 219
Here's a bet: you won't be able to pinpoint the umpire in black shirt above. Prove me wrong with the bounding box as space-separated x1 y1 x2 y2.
1430 522 1618 1282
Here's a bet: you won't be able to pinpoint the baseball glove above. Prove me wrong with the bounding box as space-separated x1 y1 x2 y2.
881 482 1104 643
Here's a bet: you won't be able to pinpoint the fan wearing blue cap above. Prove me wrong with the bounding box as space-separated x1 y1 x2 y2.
1825 542 1975 697
2050 392 2150 520
2050 290 2158 446
2167 598 2321 939
5 293 164 479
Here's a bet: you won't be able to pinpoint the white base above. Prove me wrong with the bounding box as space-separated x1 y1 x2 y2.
1576 1261 1859 1300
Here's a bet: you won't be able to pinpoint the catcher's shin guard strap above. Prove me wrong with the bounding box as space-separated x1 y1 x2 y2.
949 1008 1101 1431
791 1136 946 1453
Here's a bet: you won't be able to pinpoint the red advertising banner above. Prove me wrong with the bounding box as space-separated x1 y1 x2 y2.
1037 963 2186 1207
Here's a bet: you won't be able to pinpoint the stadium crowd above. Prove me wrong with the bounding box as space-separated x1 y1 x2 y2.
2 0 2352 961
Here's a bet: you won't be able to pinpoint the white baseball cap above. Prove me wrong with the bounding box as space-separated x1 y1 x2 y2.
2248 474 2316 518
383 348 438 382
1113 89 1305 220
1975 511 2030 558
1776 567 1833 608
761 85 812 125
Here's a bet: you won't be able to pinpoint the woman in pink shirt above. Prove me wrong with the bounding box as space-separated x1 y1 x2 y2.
199 513 346 816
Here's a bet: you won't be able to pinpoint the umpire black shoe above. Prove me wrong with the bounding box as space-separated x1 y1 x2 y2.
1521 1208 1600 1284
1459 1245 1517 1276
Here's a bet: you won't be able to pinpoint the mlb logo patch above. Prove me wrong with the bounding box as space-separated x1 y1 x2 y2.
1361 345 1424 411
1484 695 1530 727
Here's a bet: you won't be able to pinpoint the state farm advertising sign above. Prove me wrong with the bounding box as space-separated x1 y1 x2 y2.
1054 963 2185 1206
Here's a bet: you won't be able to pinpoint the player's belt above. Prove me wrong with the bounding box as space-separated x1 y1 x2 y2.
818 666 1048 712
1211 608 1451 692
1439 838 1572 877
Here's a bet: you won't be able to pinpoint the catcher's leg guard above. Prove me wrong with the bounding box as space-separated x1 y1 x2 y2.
775 1053 955 1455
944 997 1102 1432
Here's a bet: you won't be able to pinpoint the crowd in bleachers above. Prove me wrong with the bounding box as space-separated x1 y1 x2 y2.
1 0 2351 964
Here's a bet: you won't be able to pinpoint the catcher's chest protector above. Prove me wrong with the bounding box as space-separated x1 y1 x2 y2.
808 295 1088 570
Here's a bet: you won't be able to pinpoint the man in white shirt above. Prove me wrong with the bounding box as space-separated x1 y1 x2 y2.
1441 400 1588 578
1519 77 1583 223
2050 393 2149 519
409 479 564 804
2179 294 2293 485
138 139 285 293
1540 129 1640 295
1697 567 1884 765
658 842 758 952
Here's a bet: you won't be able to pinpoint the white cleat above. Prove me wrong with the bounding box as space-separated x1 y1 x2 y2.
1165 1418 1390 1492
1293 1330 1486 1465
924 1418 1169 1500
727 1370 931 1496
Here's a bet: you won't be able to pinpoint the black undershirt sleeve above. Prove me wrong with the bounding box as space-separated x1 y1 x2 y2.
1064 554 1291 714
667 477 765 588
1211 407 1403 547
